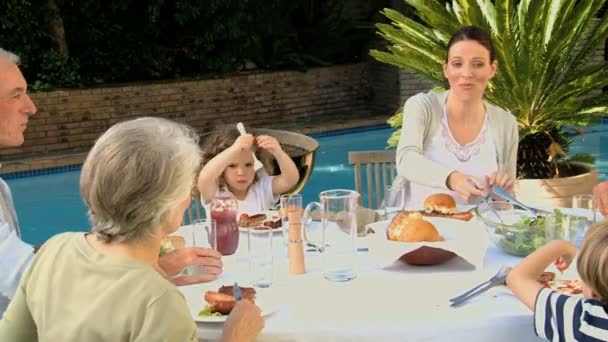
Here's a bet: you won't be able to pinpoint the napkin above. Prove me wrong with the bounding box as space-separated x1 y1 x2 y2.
364 216 490 268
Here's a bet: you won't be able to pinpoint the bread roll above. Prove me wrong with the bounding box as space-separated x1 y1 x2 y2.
423 193 456 214
387 212 443 243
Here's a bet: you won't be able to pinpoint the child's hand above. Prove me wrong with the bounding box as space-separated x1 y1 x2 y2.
256 135 282 155
554 255 574 273
233 134 254 151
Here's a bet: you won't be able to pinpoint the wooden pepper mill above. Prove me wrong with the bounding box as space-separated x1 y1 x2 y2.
287 207 305 274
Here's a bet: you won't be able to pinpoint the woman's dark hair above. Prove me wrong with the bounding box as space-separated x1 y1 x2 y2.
446 26 496 62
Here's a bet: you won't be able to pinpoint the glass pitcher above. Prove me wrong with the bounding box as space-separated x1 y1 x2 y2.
209 193 239 255
302 189 359 282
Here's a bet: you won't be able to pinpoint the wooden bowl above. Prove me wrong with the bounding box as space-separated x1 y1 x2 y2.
399 246 456 266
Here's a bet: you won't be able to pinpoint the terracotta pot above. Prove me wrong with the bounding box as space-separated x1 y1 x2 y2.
399 246 456 266
514 162 598 208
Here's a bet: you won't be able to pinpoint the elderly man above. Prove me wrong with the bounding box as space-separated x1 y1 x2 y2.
0 48 222 318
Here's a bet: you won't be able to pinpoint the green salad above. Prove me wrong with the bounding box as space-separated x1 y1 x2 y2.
494 209 563 256
198 305 223 318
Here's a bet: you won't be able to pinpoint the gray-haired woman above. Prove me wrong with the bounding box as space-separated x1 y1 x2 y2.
0 117 264 341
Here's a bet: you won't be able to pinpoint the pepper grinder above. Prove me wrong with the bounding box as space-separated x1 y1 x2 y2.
287 208 305 274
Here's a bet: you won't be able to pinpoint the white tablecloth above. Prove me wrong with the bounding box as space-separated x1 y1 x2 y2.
174 221 550 342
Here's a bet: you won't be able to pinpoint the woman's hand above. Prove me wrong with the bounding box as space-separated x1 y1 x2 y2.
485 171 514 193
593 181 608 217
446 171 485 203
222 299 265 342
157 247 223 285
256 135 281 155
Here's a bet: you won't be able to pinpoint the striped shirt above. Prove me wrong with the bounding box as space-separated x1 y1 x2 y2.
535 288 608 341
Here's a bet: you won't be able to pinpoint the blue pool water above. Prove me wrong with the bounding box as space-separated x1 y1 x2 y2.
7 125 608 245
6 126 394 245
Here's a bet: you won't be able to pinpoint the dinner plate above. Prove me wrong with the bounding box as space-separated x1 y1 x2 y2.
238 210 283 235
180 284 280 323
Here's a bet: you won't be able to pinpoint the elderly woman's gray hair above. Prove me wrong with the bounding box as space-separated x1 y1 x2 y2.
0 48 20 65
80 117 201 243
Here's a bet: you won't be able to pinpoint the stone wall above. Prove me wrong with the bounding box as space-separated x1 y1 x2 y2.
1 64 372 159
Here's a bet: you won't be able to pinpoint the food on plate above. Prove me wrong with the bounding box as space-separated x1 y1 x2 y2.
387 211 456 265
542 279 584 296
494 209 563 256
219 285 257 300
405 209 473 221
424 193 456 214
202 285 257 316
239 213 267 227
399 193 473 221
262 218 282 229
536 271 582 295
239 212 282 230
387 212 443 242
538 271 556 283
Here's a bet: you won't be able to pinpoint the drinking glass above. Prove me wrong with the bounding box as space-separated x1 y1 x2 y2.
379 184 405 219
187 219 217 275
247 226 274 288
209 193 239 255
572 194 599 224
545 213 588 247
280 194 302 246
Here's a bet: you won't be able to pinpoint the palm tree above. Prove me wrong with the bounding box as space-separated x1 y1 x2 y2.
371 0 608 179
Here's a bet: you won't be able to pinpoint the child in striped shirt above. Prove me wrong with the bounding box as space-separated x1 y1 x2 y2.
506 222 608 341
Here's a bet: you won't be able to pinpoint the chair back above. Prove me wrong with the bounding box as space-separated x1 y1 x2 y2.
348 150 397 209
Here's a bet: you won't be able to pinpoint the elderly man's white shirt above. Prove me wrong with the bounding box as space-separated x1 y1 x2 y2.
0 177 33 318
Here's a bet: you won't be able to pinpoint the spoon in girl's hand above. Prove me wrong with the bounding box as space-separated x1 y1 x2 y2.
236 122 263 171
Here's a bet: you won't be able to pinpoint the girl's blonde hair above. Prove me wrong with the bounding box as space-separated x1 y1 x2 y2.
577 221 608 303
201 128 259 191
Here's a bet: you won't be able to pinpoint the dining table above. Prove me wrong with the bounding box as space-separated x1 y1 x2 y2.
174 211 578 342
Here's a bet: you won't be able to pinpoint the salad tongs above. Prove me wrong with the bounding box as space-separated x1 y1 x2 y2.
491 187 541 221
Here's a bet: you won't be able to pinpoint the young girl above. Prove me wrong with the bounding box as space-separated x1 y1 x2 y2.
506 222 608 341
197 128 299 214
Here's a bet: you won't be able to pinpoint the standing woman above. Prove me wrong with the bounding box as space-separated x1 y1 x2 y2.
396 26 518 208
0 117 263 341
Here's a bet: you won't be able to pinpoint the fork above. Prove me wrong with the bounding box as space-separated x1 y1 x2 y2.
449 266 511 307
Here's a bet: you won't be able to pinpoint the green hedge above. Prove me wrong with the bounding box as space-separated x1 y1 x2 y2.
0 0 376 90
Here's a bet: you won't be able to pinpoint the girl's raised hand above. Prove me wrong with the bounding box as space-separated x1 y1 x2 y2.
256 135 281 155
233 134 254 151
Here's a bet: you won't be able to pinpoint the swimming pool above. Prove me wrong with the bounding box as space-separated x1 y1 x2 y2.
5 126 394 245
6 125 608 245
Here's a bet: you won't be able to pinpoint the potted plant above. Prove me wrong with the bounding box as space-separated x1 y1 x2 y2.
371 0 608 207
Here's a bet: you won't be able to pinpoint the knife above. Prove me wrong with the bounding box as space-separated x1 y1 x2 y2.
233 282 243 302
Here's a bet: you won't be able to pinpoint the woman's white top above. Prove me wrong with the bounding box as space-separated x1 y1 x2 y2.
405 107 498 209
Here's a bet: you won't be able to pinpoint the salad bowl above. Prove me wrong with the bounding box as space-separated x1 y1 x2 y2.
475 201 561 257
